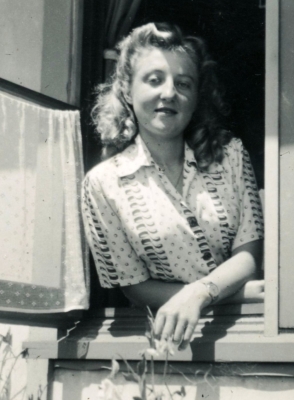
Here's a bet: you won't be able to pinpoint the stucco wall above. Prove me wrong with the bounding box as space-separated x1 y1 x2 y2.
0 0 83 105
51 368 294 400
0 323 56 400
0 323 29 400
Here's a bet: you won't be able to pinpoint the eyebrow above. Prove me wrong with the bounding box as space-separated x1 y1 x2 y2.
145 70 196 82
177 73 196 82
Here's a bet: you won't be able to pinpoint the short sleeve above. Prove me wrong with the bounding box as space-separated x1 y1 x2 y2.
81 172 150 288
230 139 264 251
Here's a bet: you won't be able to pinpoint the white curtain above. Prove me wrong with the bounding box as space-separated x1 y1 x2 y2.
0 90 89 313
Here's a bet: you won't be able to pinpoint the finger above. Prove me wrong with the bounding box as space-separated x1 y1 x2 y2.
258 292 265 300
258 280 265 290
154 312 166 338
178 320 197 351
173 318 187 344
161 315 177 341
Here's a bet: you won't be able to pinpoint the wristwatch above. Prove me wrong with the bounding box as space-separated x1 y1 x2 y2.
200 281 220 304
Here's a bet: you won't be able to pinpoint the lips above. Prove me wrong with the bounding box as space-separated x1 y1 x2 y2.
155 107 177 115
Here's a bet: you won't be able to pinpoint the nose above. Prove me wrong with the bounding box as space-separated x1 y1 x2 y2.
160 78 176 101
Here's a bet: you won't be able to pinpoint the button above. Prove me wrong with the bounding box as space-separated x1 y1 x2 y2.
187 216 198 228
203 252 212 261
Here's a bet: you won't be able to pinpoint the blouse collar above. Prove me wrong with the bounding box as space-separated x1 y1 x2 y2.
115 135 153 177
115 134 223 177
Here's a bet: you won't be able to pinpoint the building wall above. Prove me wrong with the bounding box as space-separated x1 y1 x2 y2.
0 323 57 400
0 0 83 106
51 368 294 400
0 323 29 400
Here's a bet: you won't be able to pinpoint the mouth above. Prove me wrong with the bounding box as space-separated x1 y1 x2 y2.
155 107 177 115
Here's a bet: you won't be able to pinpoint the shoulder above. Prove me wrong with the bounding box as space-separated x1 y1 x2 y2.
83 143 139 197
222 137 246 167
223 137 244 156
83 155 122 199
87 156 118 181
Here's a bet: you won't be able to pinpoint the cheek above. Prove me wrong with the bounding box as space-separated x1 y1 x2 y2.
186 95 197 116
183 101 197 119
134 93 155 112
133 100 153 123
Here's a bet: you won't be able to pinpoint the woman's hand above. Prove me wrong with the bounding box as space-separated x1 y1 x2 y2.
154 281 211 350
153 278 265 350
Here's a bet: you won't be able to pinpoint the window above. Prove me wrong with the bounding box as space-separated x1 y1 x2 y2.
18 0 289 358
81 0 268 310
3 0 294 367
0 0 87 324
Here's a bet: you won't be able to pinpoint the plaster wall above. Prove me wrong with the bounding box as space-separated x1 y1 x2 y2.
51 368 294 400
0 0 82 105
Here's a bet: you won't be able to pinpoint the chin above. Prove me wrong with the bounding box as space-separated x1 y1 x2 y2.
153 124 182 137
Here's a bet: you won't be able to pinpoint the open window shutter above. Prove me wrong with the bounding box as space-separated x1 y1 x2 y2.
0 90 89 314
279 0 294 328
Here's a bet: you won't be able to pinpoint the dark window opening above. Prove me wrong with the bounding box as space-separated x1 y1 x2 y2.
80 0 266 309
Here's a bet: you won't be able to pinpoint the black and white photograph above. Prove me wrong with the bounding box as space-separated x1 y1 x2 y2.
0 0 294 399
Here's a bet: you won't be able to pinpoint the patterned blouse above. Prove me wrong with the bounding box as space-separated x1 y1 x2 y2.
82 135 264 288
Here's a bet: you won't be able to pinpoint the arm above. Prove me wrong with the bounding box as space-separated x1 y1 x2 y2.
122 239 263 308
122 239 263 349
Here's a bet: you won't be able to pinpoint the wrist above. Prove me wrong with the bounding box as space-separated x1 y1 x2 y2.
190 281 213 309
195 280 220 307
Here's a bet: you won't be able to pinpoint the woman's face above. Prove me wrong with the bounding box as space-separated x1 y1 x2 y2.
128 48 198 143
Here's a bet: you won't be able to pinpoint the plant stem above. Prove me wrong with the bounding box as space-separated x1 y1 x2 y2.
139 374 147 400
163 350 168 382
165 382 174 400
151 356 155 395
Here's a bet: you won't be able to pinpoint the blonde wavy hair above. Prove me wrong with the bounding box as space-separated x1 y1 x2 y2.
92 22 232 169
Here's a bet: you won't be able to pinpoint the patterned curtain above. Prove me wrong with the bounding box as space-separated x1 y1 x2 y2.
0 91 89 313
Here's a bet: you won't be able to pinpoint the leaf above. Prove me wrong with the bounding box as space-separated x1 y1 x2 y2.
119 353 141 383
122 372 140 383
145 329 154 348
21 348 29 358
3 329 12 345
173 385 186 397
137 357 146 377
180 385 186 396
109 358 120 379
98 379 123 400
145 330 152 340
146 306 154 319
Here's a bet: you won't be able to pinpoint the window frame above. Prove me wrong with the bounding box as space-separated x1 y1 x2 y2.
5 0 294 365
264 0 279 336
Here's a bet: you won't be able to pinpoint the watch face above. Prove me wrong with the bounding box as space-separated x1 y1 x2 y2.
207 282 219 299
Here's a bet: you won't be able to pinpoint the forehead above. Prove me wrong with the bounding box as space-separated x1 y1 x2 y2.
131 47 198 78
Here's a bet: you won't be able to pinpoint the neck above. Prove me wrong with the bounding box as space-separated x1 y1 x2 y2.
139 133 185 168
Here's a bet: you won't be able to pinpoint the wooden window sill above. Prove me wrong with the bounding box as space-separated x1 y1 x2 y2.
23 304 294 363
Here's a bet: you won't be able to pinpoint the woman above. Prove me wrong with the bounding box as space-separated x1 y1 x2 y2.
82 23 264 350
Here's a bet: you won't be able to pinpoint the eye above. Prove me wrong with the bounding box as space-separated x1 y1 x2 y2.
176 81 191 90
147 74 162 86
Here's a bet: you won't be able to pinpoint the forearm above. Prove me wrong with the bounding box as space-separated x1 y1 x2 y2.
121 279 185 309
122 240 263 309
198 240 262 304
122 240 263 349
